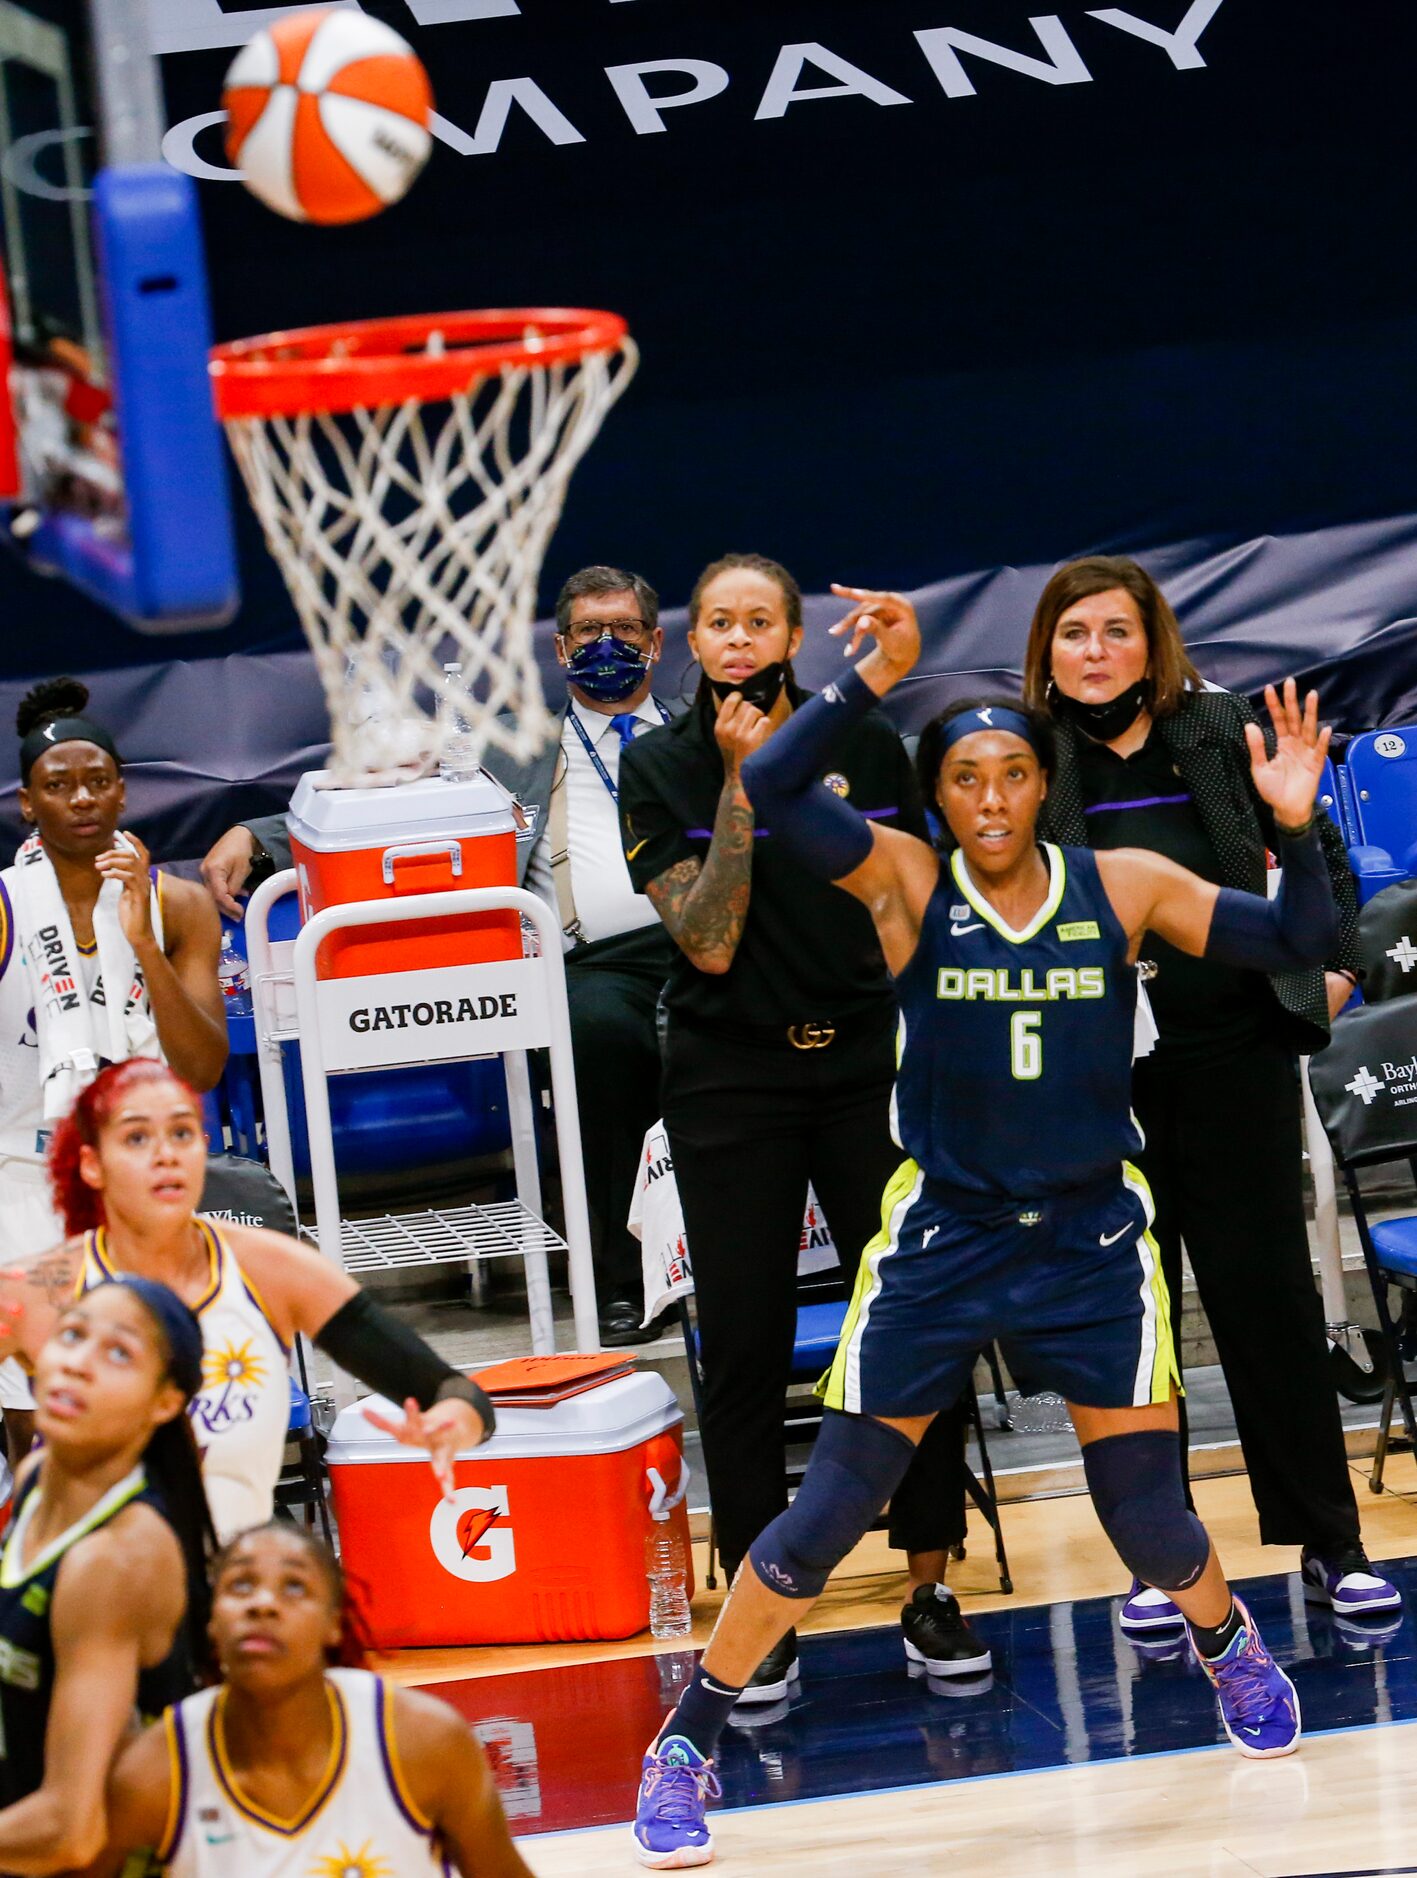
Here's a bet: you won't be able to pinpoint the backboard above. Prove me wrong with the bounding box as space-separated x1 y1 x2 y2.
0 0 237 629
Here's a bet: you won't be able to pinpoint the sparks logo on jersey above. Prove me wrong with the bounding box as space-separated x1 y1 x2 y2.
935 966 1105 1002
309 1843 394 1878
192 1338 268 1436
1057 921 1100 942
202 1338 268 1393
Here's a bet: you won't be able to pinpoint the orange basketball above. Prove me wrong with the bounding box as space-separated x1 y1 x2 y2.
223 8 433 226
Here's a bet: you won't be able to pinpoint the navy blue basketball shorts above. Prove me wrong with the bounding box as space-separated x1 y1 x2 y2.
820 1159 1178 1418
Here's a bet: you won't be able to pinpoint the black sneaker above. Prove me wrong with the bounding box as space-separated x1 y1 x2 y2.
901 1584 992 1677
733 1630 801 1707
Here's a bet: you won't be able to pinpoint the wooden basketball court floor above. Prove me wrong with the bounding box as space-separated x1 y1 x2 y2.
380 1451 1417 1876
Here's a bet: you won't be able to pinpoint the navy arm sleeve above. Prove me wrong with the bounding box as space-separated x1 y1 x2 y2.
1203 826 1339 973
740 666 879 882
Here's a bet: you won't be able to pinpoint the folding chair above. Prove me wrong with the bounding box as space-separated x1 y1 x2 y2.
1356 878 1417 1005
198 1155 332 1541
1307 1000 1417 1493
1344 724 1417 905
679 1294 1012 1595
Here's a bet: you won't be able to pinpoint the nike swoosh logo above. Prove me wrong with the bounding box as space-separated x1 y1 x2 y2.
950 922 983 936
1099 1225 1131 1247
626 839 649 860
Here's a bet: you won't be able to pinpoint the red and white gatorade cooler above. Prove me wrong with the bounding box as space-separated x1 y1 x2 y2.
287 769 523 979
325 1371 693 1648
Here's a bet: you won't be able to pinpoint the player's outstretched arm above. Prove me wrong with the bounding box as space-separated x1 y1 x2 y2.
741 585 938 946
390 1686 535 1878
235 1227 494 1498
1099 680 1337 970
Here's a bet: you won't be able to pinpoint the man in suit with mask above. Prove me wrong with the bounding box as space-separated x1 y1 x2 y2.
201 566 681 1345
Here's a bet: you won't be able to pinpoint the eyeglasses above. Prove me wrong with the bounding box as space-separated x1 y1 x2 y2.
562 617 651 647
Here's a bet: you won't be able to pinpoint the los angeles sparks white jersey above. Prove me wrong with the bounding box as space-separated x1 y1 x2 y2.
0 869 165 1162
157 1669 451 1877
79 1220 289 1541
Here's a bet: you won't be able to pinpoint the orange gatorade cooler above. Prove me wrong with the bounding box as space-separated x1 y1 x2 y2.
286 769 522 979
325 1372 693 1648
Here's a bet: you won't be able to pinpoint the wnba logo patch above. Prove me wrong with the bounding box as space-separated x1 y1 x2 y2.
430 1486 516 1582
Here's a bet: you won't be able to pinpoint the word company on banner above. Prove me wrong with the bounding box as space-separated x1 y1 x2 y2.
156 2 1226 179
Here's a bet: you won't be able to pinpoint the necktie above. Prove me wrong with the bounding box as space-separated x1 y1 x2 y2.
610 713 641 748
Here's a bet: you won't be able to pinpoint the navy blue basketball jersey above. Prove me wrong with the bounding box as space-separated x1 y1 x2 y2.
892 844 1141 1197
0 1465 192 1809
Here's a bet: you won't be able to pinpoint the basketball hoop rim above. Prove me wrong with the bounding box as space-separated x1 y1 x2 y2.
209 306 629 420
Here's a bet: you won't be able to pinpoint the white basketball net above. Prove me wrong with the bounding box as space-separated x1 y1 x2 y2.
220 334 637 787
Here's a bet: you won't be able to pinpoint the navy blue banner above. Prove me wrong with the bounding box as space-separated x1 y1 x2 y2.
4 510 1415 860
3 4 1415 739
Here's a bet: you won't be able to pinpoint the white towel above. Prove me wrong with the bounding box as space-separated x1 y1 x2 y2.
10 832 163 1120
628 1121 840 1327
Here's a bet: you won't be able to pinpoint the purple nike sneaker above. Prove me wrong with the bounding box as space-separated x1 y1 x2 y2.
1190 1598 1301 1759
1301 1548 1402 1618
632 1731 721 1868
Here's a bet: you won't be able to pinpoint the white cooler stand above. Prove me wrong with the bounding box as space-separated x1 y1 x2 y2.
245 875 600 1397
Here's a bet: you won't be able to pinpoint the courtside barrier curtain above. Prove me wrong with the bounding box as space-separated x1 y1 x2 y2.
3 511 1417 859
2 3 1416 670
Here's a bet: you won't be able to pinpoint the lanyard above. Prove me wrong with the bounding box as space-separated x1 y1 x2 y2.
566 701 672 803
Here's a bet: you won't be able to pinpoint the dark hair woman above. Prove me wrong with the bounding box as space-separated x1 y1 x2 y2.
0 1277 211 1872
92 1522 533 1878
1022 553 1393 1630
617 553 983 1707
0 1058 495 1544
0 676 228 1472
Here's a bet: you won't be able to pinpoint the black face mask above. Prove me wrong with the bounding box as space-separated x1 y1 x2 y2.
1051 678 1150 743
707 661 789 714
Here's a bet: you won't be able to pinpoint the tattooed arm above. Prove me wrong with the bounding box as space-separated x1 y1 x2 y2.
644 696 770 976
0 1238 87 1371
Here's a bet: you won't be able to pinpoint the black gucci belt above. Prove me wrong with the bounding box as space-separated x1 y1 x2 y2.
787 1022 836 1050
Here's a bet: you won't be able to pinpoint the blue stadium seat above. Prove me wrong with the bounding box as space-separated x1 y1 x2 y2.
1344 725 1417 904
790 1299 849 1381
1373 1218 1417 1281
280 1377 332 1543
1317 756 1347 839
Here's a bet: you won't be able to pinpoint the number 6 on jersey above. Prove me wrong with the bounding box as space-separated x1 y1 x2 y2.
1011 1010 1042 1080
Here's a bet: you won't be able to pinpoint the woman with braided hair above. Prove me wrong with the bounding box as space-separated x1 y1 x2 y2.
0 676 227 1471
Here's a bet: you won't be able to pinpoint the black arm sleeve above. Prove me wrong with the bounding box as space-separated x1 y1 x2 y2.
1234 692 1360 975
740 666 880 881
1204 826 1339 973
314 1291 495 1436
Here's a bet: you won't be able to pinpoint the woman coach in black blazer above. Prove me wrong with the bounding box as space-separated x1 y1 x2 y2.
619 553 983 1702
1025 554 1397 1629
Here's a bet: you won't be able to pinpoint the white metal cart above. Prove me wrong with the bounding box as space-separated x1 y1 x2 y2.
244 873 600 1376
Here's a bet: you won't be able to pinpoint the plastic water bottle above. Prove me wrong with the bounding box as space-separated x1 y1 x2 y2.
645 1515 692 1640
439 662 478 781
218 930 252 1017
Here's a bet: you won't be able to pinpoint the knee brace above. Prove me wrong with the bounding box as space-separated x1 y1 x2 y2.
1082 1431 1210 1592
748 1411 916 1600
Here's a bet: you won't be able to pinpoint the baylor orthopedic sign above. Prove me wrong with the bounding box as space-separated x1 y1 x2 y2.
158 1 1226 179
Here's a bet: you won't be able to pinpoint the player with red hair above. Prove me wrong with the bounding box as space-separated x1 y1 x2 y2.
4 1058 496 1542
